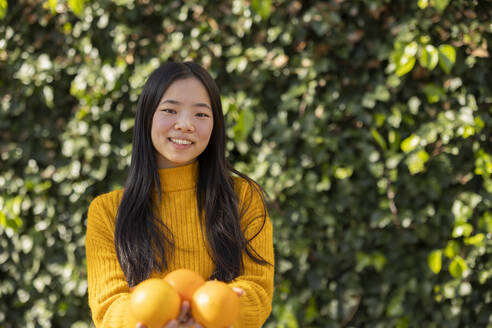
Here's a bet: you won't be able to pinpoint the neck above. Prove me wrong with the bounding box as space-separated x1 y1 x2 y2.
157 161 198 192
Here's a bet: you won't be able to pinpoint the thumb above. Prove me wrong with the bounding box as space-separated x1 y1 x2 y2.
163 319 178 328
231 287 246 297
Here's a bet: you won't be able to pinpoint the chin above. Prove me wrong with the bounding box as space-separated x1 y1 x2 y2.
172 159 194 166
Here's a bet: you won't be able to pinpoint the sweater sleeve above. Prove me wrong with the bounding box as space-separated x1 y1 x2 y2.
229 181 275 328
85 194 138 328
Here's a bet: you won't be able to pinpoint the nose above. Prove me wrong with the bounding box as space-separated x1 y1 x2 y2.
174 112 195 132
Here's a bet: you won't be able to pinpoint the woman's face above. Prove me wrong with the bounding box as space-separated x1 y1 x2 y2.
151 78 214 169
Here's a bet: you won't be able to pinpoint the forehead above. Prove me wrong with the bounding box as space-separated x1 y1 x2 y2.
159 78 211 105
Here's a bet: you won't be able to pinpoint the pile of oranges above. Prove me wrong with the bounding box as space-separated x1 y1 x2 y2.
129 269 240 328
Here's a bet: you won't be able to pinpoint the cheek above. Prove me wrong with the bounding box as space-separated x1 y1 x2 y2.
152 116 174 136
198 122 214 141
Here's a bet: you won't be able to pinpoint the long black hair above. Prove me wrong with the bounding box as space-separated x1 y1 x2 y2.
115 62 270 287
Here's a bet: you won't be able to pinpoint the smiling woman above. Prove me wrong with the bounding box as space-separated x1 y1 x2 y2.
85 62 274 328
151 78 214 169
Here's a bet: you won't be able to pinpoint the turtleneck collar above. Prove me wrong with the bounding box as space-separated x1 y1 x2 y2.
157 161 198 192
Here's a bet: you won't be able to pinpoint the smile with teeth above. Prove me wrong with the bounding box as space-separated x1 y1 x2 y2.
169 138 193 145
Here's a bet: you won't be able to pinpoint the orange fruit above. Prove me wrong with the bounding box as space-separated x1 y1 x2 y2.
164 269 206 302
130 278 181 328
191 280 240 328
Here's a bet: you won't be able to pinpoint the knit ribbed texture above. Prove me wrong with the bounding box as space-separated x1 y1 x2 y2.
85 162 274 328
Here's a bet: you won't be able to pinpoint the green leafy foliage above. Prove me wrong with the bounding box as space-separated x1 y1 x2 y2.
419 44 439 70
0 0 6 20
428 250 442 274
449 256 468 279
438 44 456 74
1 0 491 327
68 0 85 17
252 0 272 21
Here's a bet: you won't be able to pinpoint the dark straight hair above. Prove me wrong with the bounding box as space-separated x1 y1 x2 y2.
114 62 270 287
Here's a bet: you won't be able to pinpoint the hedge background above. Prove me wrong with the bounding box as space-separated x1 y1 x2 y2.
1 0 491 327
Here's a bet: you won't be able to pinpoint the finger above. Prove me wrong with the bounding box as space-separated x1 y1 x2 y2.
232 287 246 297
178 300 190 322
164 319 178 328
136 323 146 328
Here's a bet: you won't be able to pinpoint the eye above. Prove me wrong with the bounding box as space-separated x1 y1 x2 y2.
196 113 210 118
161 109 176 114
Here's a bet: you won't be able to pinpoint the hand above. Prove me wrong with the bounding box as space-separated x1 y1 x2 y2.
135 288 245 328
231 287 245 297
135 301 203 328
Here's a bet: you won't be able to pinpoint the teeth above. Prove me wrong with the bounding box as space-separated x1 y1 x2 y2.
171 138 192 145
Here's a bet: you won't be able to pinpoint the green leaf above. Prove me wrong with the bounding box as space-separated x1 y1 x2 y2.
362 93 376 109
334 166 353 179
396 316 410 328
428 250 442 274
356 252 371 272
481 212 492 233
464 233 484 245
401 134 420 153
9 196 23 216
278 304 299 328
417 0 429 9
252 0 272 21
372 253 387 272
0 211 23 231
315 175 331 192
0 211 6 227
396 56 416 76
374 84 390 102
406 150 430 175
444 240 460 259
48 0 58 14
68 0 85 17
43 86 54 108
0 0 7 19
452 193 481 223
304 297 318 322
386 290 404 316
422 83 445 103
438 44 456 74
233 108 255 141
419 44 439 70
408 96 421 114
388 130 401 152
8 216 23 230
404 41 419 57
434 0 450 12
452 223 473 238
371 128 387 151
395 42 418 76
460 126 475 138
356 252 387 272
474 149 492 176
449 256 467 279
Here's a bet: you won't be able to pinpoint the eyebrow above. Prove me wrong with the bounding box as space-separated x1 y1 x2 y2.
159 99 211 110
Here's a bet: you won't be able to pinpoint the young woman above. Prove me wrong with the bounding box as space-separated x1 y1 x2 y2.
85 62 274 328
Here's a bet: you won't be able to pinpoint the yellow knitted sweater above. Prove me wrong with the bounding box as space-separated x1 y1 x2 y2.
85 162 274 328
